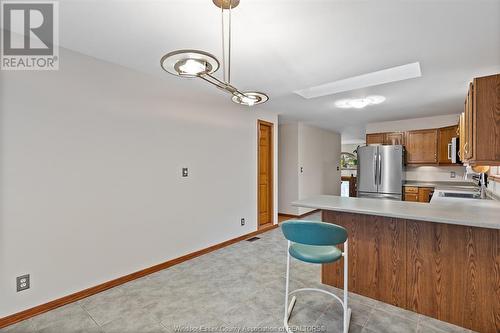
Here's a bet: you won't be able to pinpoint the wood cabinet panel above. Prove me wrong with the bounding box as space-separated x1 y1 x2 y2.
404 193 419 202
417 187 433 203
321 210 500 332
472 74 500 164
405 129 438 164
322 211 407 307
438 125 459 165
465 83 474 160
385 132 404 145
406 220 499 333
366 133 385 145
459 112 465 161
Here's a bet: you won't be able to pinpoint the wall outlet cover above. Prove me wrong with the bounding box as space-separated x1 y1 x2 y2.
240 218 245 226
16 274 30 292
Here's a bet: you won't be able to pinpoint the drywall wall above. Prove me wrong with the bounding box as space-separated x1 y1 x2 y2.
297 124 341 215
405 166 466 181
278 123 299 215
366 114 460 133
0 47 278 317
278 123 341 216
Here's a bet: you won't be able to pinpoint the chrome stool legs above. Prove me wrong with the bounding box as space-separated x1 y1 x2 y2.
283 240 351 333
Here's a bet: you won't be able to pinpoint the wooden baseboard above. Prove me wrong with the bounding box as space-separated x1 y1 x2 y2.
0 223 278 329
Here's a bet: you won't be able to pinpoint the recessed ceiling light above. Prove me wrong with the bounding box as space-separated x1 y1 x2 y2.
295 62 421 99
335 95 386 109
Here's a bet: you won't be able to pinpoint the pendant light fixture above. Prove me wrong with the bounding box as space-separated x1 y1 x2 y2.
160 0 268 106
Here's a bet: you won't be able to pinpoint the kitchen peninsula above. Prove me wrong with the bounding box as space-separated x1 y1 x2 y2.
293 195 500 333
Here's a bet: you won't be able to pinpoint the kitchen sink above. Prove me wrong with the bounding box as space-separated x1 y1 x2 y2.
439 192 481 199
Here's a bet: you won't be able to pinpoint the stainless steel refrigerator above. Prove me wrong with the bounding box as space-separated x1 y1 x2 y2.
357 145 404 200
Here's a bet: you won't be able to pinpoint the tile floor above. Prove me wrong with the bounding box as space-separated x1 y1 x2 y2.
2 213 474 333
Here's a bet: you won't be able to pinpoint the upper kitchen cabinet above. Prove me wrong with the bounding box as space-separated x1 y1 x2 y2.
405 129 438 164
366 133 385 145
385 132 404 145
366 132 404 145
438 125 460 165
459 74 500 165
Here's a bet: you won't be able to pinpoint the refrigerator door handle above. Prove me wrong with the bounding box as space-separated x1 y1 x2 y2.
374 151 378 186
378 152 382 185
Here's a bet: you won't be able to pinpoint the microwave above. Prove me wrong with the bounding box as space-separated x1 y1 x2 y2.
450 137 461 164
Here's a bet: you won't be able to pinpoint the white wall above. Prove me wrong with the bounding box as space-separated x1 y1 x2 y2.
366 114 460 133
278 123 299 215
297 124 341 215
0 47 278 317
278 123 341 216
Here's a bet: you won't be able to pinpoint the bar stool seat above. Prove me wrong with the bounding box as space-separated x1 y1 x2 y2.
289 243 342 264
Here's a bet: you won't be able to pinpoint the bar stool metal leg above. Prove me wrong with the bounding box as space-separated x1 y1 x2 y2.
283 239 351 333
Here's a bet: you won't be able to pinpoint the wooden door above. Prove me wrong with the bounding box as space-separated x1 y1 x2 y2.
438 125 459 165
384 132 404 145
405 129 438 164
258 120 273 227
366 133 385 145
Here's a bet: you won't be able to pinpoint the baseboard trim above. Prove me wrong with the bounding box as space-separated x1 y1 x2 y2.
0 223 278 329
278 209 320 220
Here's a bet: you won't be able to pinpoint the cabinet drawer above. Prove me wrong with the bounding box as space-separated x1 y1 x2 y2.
404 193 419 202
404 186 419 193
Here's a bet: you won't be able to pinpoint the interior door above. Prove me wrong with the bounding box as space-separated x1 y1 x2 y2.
378 145 403 195
258 120 273 227
357 146 378 194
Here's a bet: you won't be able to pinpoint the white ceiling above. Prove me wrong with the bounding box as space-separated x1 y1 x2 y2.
58 0 500 141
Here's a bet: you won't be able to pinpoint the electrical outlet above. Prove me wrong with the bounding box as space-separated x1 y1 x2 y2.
240 218 245 226
182 167 188 177
16 274 30 292
450 171 456 178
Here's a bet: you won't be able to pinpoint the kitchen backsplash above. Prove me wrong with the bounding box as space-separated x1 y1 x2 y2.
487 180 500 197
405 165 466 181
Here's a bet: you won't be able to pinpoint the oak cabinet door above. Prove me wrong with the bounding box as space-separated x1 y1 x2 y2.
366 133 385 145
405 129 438 164
385 132 404 145
438 126 459 165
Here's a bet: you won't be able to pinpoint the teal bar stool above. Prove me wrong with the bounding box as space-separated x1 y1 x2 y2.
281 220 351 333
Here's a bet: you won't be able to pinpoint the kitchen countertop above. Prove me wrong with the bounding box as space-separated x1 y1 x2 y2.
404 180 478 188
292 194 500 230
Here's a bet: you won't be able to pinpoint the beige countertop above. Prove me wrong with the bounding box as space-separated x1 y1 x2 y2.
292 194 500 230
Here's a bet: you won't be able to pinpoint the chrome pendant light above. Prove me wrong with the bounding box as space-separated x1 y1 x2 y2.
160 0 268 106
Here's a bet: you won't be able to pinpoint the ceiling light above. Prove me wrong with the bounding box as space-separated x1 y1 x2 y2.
335 95 386 109
161 50 219 77
160 0 268 106
295 62 421 99
232 92 269 106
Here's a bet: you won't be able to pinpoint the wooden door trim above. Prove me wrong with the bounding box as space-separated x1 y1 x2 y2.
257 120 274 229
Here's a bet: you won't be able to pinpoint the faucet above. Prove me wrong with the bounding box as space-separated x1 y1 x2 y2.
479 173 488 199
